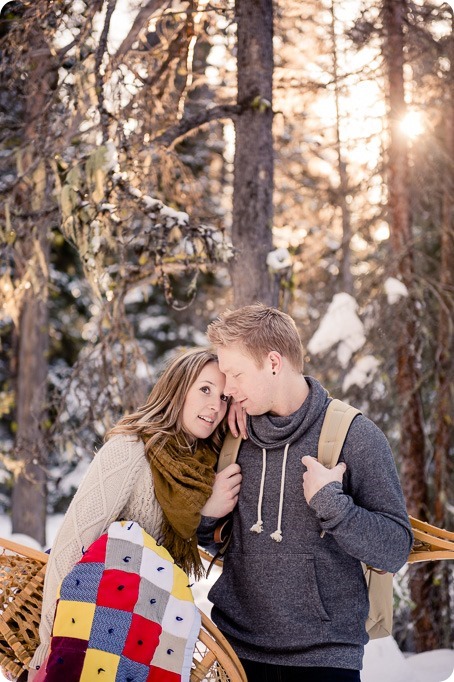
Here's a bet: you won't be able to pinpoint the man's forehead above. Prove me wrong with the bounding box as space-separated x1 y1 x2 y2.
217 345 263 371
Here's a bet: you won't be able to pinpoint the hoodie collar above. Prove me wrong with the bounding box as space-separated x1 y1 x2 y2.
247 376 329 448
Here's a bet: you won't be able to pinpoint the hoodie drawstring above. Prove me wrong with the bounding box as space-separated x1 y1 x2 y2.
270 443 289 542
250 449 267 534
250 443 290 543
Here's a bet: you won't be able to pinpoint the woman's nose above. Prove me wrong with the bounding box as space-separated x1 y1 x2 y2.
208 396 222 411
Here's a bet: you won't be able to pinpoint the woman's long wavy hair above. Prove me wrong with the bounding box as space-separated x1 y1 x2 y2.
106 347 227 456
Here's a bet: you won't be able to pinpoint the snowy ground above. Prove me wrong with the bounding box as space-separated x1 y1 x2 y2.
1 516 453 682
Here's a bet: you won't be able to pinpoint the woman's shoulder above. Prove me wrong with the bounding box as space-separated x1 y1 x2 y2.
95 433 146 462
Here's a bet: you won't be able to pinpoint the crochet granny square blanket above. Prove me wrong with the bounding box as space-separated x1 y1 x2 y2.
44 521 201 682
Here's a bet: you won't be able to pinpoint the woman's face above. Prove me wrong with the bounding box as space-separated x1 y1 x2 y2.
181 361 229 439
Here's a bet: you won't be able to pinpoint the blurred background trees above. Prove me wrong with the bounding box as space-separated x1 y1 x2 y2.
0 0 452 652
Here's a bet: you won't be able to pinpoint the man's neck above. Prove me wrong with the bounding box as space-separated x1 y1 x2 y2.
270 374 309 417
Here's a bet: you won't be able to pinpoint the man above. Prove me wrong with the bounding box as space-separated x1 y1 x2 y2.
199 303 413 682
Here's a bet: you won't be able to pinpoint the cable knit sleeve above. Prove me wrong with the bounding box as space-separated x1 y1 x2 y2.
29 435 150 671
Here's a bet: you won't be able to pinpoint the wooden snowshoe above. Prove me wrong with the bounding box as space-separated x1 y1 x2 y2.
408 516 454 563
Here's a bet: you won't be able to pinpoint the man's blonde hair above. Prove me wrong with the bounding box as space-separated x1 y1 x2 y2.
207 303 304 372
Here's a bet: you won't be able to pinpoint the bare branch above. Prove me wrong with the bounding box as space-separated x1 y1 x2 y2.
152 104 241 146
113 0 166 61
96 0 118 143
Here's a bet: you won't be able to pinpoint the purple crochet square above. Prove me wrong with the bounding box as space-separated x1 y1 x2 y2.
45 636 88 681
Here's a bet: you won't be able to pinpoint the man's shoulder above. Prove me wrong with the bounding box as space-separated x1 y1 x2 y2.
342 412 392 457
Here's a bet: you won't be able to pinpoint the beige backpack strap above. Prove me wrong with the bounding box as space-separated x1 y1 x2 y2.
217 430 243 473
318 399 361 469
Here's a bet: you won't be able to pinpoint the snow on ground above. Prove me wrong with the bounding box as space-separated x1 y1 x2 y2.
1 516 453 682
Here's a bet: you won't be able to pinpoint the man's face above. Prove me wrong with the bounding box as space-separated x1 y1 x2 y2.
217 345 275 415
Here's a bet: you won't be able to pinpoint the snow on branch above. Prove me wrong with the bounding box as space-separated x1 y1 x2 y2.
384 277 408 305
307 292 366 368
59 142 233 305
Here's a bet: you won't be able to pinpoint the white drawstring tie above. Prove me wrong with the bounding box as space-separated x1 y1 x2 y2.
250 449 267 534
250 444 290 542
270 443 289 542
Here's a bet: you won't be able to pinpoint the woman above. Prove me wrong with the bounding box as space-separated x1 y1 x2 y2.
28 347 235 679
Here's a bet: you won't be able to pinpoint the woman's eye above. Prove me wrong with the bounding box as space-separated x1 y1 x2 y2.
221 394 229 403
200 386 210 394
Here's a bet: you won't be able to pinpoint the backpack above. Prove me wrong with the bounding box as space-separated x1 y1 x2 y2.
317 399 393 639
215 398 394 640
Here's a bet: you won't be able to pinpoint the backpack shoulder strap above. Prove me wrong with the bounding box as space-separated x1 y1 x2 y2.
217 431 243 473
318 398 362 469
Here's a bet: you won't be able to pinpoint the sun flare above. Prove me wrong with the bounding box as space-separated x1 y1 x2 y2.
399 110 425 139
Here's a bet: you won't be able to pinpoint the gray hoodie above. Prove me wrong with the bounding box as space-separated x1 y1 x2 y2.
198 377 413 669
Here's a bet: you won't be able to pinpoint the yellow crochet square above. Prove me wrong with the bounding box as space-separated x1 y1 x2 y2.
52 601 96 640
142 530 158 552
172 566 194 602
79 649 120 681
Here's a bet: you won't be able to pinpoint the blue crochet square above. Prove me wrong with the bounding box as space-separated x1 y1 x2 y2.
88 606 133 655
116 655 150 682
105 538 143 574
60 563 104 603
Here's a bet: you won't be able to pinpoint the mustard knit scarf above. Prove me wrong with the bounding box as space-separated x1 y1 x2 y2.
148 436 217 579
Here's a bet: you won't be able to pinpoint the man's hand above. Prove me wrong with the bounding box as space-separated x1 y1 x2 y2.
201 463 242 517
301 455 346 504
227 402 248 439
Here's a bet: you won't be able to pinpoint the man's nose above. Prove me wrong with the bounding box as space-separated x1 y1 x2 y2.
224 378 236 396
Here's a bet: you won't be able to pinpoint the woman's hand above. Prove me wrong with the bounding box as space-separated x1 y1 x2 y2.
201 463 242 517
227 402 247 439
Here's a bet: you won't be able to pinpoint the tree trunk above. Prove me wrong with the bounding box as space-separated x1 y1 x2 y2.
11 152 49 547
382 0 435 651
10 24 57 546
433 14 454 534
231 0 274 307
330 0 353 295
431 17 454 650
11 230 49 546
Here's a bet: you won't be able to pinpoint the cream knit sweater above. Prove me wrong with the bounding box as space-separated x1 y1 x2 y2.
30 434 163 671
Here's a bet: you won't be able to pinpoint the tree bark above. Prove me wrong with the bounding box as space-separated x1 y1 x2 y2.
433 14 454 534
330 0 353 295
231 0 274 307
11 230 49 546
382 0 436 652
430 18 454 650
10 24 57 546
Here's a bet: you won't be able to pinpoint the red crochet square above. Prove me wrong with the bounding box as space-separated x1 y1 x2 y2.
96 569 140 612
122 613 162 665
79 533 108 564
146 666 181 682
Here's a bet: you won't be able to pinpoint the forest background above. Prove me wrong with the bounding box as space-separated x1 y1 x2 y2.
0 0 453 657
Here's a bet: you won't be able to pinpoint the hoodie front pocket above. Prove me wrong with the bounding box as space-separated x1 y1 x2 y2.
209 552 331 651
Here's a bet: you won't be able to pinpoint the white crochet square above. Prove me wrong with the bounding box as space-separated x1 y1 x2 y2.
140 547 173 591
